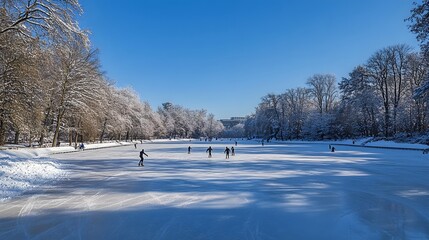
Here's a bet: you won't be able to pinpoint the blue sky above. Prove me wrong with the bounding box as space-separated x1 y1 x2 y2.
78 0 419 119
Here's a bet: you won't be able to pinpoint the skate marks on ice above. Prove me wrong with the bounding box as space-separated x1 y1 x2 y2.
1 141 429 239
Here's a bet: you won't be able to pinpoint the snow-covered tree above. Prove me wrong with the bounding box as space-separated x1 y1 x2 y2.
339 66 381 137
366 44 412 137
405 53 429 132
0 0 89 46
47 43 103 146
221 123 245 138
0 30 43 145
206 113 224 138
281 88 311 139
306 74 337 115
408 0 429 60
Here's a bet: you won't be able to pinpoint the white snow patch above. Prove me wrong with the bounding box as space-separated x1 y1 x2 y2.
0 149 66 201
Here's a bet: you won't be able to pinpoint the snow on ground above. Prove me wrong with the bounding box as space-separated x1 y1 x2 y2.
0 141 134 201
363 140 429 149
0 149 66 201
0 139 429 239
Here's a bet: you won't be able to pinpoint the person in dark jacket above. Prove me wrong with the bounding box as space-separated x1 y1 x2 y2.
206 146 213 158
224 147 230 159
231 146 235 156
139 149 148 166
188 146 191 154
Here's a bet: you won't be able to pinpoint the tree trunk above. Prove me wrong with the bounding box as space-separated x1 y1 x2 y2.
68 129 72 146
384 105 390 137
39 105 53 147
39 132 45 147
52 109 65 147
99 117 107 143
14 130 19 144
0 119 5 145
74 130 78 149
393 105 398 135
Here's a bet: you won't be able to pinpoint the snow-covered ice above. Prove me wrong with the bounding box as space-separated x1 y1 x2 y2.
1 140 429 239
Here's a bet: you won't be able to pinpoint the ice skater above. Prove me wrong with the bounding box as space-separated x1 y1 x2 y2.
134 143 137 149
188 146 192 154
139 149 148 166
231 146 235 156
224 147 230 159
206 146 213 158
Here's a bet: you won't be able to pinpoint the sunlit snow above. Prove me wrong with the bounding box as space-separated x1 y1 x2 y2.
1 140 429 239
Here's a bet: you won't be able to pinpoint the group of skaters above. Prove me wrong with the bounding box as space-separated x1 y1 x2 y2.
137 140 340 167
205 146 235 159
138 144 237 167
188 145 236 159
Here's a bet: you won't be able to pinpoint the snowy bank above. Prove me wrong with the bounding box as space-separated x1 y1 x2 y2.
0 150 66 201
271 138 429 151
0 141 135 201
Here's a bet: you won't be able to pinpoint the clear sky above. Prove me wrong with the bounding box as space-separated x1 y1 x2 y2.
78 0 419 119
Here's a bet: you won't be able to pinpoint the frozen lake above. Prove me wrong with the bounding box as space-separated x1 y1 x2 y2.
1 140 429 239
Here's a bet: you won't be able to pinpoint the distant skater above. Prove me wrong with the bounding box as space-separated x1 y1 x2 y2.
235 141 237 146
224 147 230 159
231 146 235 156
206 146 213 158
188 146 192 154
331 147 335 152
262 140 264 146
139 149 148 166
134 143 137 149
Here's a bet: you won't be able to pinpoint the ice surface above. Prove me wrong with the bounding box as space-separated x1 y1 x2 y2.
0 140 429 239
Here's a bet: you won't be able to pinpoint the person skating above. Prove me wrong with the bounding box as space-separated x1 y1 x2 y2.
231 146 235 156
188 146 191 154
224 147 230 159
206 146 213 158
139 149 148 166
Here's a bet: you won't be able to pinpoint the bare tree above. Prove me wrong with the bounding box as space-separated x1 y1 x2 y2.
306 74 337 114
407 52 429 132
281 88 311 139
366 44 411 136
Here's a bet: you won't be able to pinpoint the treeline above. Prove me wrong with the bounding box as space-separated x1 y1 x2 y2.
0 0 223 147
244 45 429 140
244 2 429 141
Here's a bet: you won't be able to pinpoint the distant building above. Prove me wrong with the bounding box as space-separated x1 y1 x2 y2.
220 117 246 129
